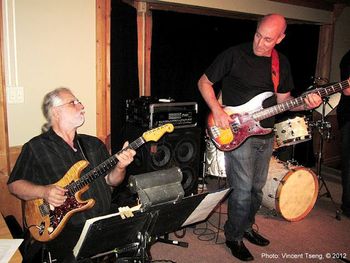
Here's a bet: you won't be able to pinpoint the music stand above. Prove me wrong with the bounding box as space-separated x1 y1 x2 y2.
73 211 151 261
145 189 230 255
73 189 229 262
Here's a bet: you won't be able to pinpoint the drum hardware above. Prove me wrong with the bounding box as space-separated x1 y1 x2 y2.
285 154 299 166
272 176 286 185
266 194 279 202
198 138 208 193
309 120 332 141
312 95 341 220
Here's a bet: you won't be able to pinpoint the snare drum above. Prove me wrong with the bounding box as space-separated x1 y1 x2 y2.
205 139 226 177
274 116 312 148
262 157 318 221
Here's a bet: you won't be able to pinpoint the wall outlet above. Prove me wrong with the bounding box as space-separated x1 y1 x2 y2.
6 86 24 104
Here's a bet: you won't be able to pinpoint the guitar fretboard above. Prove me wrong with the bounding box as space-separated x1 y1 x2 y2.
66 137 145 195
253 79 349 121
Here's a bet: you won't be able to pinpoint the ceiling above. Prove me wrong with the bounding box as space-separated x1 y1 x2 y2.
270 0 350 10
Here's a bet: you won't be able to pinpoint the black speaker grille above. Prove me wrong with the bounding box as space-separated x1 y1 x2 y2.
125 125 201 196
150 143 173 169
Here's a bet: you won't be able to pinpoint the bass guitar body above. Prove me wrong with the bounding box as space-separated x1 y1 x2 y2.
207 79 350 151
207 92 273 151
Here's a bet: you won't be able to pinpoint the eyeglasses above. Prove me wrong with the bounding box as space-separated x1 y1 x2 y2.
55 99 82 107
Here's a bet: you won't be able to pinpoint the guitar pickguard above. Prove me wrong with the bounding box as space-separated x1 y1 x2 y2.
48 195 85 233
207 92 274 151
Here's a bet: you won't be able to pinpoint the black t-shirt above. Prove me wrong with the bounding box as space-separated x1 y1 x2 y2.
205 42 294 128
337 49 350 128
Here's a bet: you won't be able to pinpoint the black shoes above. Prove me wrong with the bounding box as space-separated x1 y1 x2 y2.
225 240 254 261
226 231 269 261
244 230 270 246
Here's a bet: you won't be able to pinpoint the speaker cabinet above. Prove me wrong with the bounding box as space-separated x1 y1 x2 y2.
124 124 201 196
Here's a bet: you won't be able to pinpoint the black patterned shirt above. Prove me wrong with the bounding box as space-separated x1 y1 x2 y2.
9 128 113 225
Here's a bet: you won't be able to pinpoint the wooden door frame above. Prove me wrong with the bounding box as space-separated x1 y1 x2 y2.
96 0 111 146
0 0 10 176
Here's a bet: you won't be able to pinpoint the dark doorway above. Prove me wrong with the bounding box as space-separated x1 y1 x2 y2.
110 7 320 166
110 0 139 152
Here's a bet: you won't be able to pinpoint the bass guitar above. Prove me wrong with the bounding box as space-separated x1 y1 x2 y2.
25 123 174 242
207 79 350 151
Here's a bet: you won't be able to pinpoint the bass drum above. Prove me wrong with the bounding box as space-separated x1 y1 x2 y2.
262 157 318 221
205 139 226 177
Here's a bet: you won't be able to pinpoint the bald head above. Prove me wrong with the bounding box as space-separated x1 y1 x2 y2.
253 14 287 57
258 14 287 35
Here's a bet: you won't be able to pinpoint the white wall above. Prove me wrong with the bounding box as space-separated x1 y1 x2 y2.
4 0 96 146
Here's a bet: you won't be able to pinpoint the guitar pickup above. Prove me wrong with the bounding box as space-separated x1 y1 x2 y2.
39 203 50 216
231 117 240 133
210 126 221 138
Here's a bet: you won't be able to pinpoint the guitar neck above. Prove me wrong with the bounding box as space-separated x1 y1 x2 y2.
66 137 145 195
253 79 350 121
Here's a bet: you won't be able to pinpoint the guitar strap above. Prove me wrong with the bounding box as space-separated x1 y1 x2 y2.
77 136 89 162
271 48 280 93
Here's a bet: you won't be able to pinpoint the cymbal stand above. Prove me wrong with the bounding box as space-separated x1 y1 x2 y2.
314 97 341 220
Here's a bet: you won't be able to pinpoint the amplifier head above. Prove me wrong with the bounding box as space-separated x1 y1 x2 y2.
149 102 198 129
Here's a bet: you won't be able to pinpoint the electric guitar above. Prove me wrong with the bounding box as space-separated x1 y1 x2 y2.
207 79 350 151
25 123 174 242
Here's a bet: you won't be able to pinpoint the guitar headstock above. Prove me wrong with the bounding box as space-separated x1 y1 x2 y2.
142 123 175 142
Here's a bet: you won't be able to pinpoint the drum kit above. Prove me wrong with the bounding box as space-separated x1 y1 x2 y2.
204 85 340 221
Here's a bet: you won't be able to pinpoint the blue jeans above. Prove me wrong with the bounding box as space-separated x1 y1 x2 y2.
341 122 350 214
224 136 274 241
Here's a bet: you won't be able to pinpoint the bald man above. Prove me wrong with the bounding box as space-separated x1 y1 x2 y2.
198 14 321 261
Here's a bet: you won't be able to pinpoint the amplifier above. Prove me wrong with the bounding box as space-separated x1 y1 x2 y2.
150 102 198 128
126 97 198 129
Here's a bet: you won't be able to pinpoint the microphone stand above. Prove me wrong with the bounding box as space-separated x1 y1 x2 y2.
314 96 341 220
